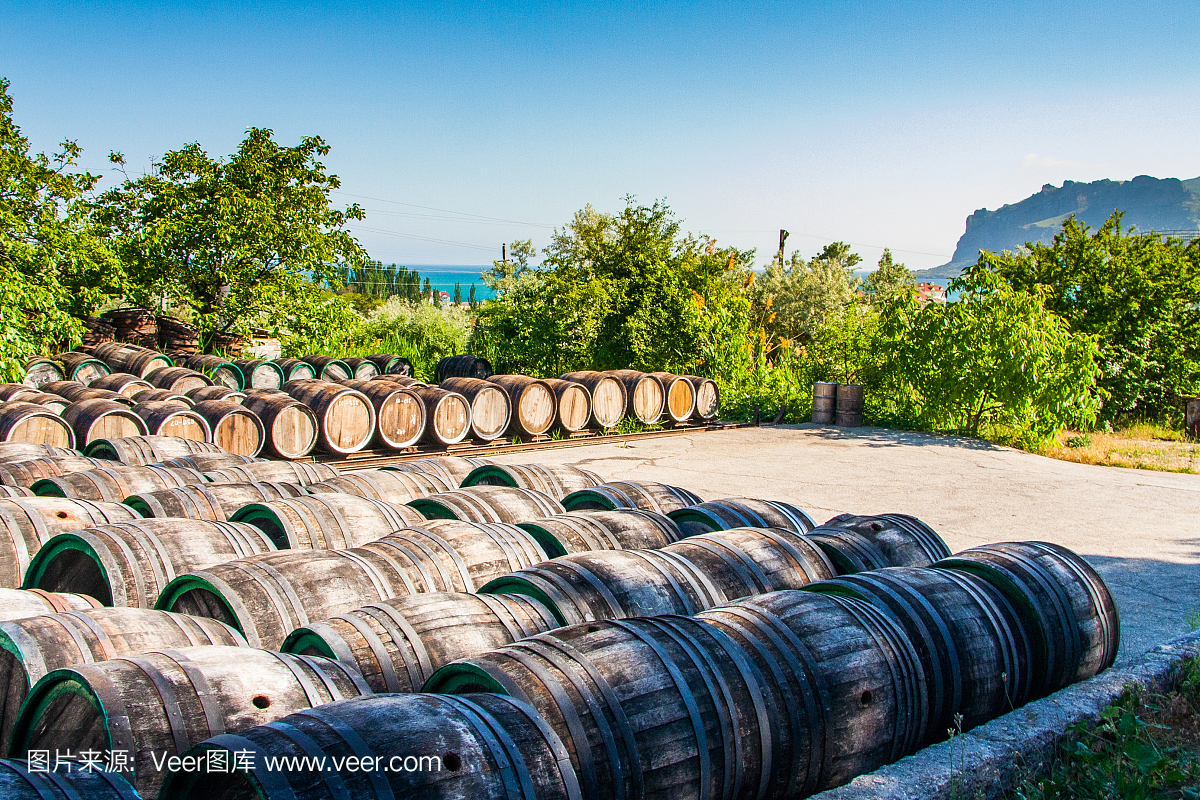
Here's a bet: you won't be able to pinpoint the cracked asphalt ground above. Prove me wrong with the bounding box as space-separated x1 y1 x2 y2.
489 424 1200 662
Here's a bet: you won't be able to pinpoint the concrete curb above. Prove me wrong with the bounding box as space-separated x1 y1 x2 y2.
811 630 1200 800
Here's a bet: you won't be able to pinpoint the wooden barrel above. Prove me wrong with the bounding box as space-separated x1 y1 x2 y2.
651 371 697 422
806 513 951 574
301 355 352 382
668 497 817 536
192 399 264 456
373 373 425 387
0 759 140 799
562 480 704 513
60 399 149 447
89 372 154 398
124 481 308 521
804 567 1037 741
409 485 564 523
31 464 205 501
373 519 549 590
835 383 864 427
307 469 453 504
435 354 493 382
462 463 605 500
89 342 172 377
439 377 511 441
127 386 194 406
486 375 557 436
0 384 40 403
9 645 370 798
21 358 63 388
159 693 578 800
695 590 929 794
685 375 721 420
543 377 592 432
342 356 380 379
240 392 319 459
408 385 471 446
0 497 139 588
23 518 278 607
811 381 838 424
364 353 414 376
283 379 376 454
180 354 245 389
0 607 246 753
158 452 260 472
338 379 426 449
517 509 682 556
274 358 317 380
230 493 426 549
16 393 69 414
42 380 134 406
936 541 1120 698
185 384 245 403
284 592 558 693
381 455 491 485
0 403 75 449
204 460 339 486
0 587 100 619
232 358 285 389
663 525 835 599
55 351 112 384
0 443 77 464
0 455 107 487
132 400 213 441
425 614 770 800
144 366 213 393
606 369 664 424
83 434 223 465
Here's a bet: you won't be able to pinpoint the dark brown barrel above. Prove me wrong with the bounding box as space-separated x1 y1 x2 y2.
157 452 261 472
42 380 134 406
156 315 200 354
0 455 107 487
0 497 139 588
31 464 205 501
650 371 697 422
835 383 864 427
685 375 720 420
0 759 141 799
488 374 557 436
89 372 154 398
230 493 426 549
338 379 426 449
517 509 683 556
0 607 246 752
127 386 194 406
284 592 559 693
204 460 339 486
60 399 149 447
372 373 425 387
806 513 951 574
543 377 592 431
0 587 101 619
381 455 491 485
21 358 63 388
409 485 564 522
439 377 511 441
144 366 213 393
192 399 264 456
283 379 376 454
55 351 112 384
186 384 245 403
668 497 817 536
9 645 370 798
0 403 75 449
435 354 493 381
0 443 77 464
179 354 245 389
132 400 213 441
23 518 278 607
160 693 578 800
462 463 605 500
301 355 353 382
307 468 453 504
408 385 471 445
82 434 224 465
124 481 308 520
89 342 172 377
935 541 1120 698
232 359 286 389
562 480 704 513
811 381 838 424
606 368 665 424
274 358 318 381
240 392 319 459
16 393 69 414
364 353 415 376
0 384 39 403
341 356 380 379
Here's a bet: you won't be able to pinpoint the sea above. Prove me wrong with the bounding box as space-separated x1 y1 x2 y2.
408 265 497 301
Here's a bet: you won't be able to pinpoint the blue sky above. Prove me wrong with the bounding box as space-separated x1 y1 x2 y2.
3 1 1198 270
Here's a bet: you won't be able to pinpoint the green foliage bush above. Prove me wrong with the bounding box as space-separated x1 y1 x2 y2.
351 299 470 381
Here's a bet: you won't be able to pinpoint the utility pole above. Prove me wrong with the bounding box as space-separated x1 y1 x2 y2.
502 243 508 264
777 230 789 268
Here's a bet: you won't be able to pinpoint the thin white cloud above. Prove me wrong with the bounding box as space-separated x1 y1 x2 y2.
1021 152 1104 169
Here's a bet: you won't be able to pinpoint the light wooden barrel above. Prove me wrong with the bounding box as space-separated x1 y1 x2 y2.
283 379 376 454
273 358 317 380
365 353 415 376
88 372 153 398
805 513 951 574
16 393 69 414
487 374 557 436
192 399 264 456
30 464 205 502
0 587 100 619
284 592 559 693
307 469 453 504
0 443 77 465
132 399 213 441
461 463 605 500
23 518 278 607
158 452 260 472
60 399 149 447
543 377 592 431
342 356 380 379
185 384 245 403
21 358 63 388
811 381 838 424
145 366 213 393
0 497 139 588
89 342 172 377
301 355 352 382
0 760 140 799
124 481 308 520
0 403 74 449
439 377 511 441
127 386 194 406
668 497 818 536
562 480 704 513
9 645 370 798
562 371 629 427
0 608 246 753
82 434 224 465
230 493 426 549
338 379 425 449
0 384 41 403
380 455 490 485
55 351 112 384
650 371 697 422
204 460 338 486
835 383 864 427
0 456 107 487
42 380 133 406
240 393 319 459
607 369 665 424
435 354 493 381
232 358 286 389
408 485 565 523
408 385 471 446
517 509 682 556
159 693 577 800
180 354 245 389
685 375 720 420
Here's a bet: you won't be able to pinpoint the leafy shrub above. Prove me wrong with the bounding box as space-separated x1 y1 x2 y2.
350 299 470 381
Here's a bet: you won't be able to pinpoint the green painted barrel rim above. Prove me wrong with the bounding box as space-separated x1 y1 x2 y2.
199 360 246 390
460 465 518 489
10 670 111 757
257 361 287 386
479 575 569 626
515 522 569 558
153 574 242 634
65 358 110 381
665 507 724 533
228 504 292 549
21 534 109 603
422 662 510 695
120 495 153 518
280 628 337 659
0 626 26 663
406 498 459 520
560 489 617 511
315 359 353 380
82 439 123 460
29 478 66 497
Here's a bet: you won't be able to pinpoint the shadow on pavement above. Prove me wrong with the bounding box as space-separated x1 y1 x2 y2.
765 423 1007 452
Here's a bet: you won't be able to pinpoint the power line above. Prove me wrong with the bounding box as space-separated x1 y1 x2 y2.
334 191 555 228
351 224 499 253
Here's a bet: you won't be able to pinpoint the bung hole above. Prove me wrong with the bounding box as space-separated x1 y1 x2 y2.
56 511 69 519
869 522 884 532
860 690 873 707
252 694 271 709
443 752 462 771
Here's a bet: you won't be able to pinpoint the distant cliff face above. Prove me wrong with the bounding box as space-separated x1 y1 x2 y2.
916 175 1200 281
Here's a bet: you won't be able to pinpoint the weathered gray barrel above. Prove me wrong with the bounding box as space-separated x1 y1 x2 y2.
685 375 720 420
301 355 353 381
84 434 224 465
180 354 245 389
145 365 213 393
835 383 864 427
543 377 592 432
0 443 78 464
439 376 511 441
408 385 471 445
240 392 319 459
0 403 75 449
9 645 370 798
230 493 426 549
381 455 490 485
668 497 817 536
204 460 338 486
435 354 493 381
364 353 415 376
284 379 376 454
517 509 682 556
560 370 627 428
124 481 309 521
0 497 140 588
11 393 68 414
563 480 704 513
487 375 557 436
185 384 246 403
158 452 261 472
87 372 154 398
812 381 838 424
307 468 453 504
0 486 32 498
283 591 559 692
338 379 426 449
0 587 100 619
192 398 264 456
461 463 605 500
0 760 140 799
409 485 565 522
650 371 697 422
42 381 134 406
55 351 112 384
159 693 577 800
607 368 664 424
341 356 380 379
0 455 107 487
127 386 194 406
89 342 172 377
663 525 835 600
21 358 63 388
132 399 213 441
0 607 246 752
32 464 204 501
806 513 951 573
61 399 148 446
382 519 550 590
23 518 278 607
273 358 318 380
232 358 286 389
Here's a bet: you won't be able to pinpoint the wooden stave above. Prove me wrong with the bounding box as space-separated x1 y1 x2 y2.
380 455 490 486
124 481 308 521
563 480 705 514
11 393 69 414
54 352 113 385
0 403 75 450
300 355 353 382
0 384 40 403
338 379 427 449
0 759 141 799
60 399 149 448
41 381 134 407
0 443 79 465
231 359 286 390
83 434 223 465
372 519 550 593
650 371 698 423
461 463 606 501
157 452 261 472
88 373 154 398
191 399 265 457
542 377 594 432
0 587 100 620
559 371 628 429
204 460 338 486
238 393 319 460
662 526 837 601
127 386 195 406
180 355 246 390
31 464 204 502
669 498 818 537
230 493 426 550
131 400 213 442
486 375 558 436
21 358 64 389
407 385 472 446
341 357 381 380
439 377 513 441
408 485 566 523
185 385 246 403
144 366 214 393
517 509 683 557
364 353 415 376
684 375 720 420
283 379 377 454
435 354 494 382
0 456 108 488
605 369 665 424
0 497 140 589
306 469 453 505
273 358 317 381
89 343 172 378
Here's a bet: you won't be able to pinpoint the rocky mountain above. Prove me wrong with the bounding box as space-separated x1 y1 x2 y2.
915 175 1200 282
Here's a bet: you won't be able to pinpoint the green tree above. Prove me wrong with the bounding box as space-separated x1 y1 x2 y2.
453 283 462 306
468 284 478 309
750 241 862 345
483 239 537 295
422 277 432 303
865 248 915 301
